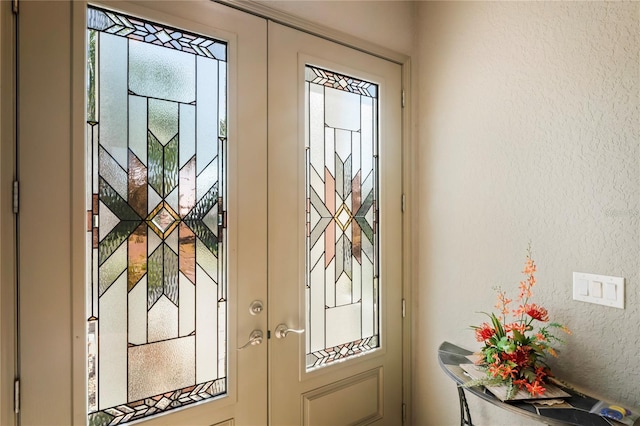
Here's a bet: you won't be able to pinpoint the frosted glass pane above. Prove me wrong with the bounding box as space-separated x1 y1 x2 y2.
128 276 147 345
99 274 127 409
98 201 118 241
361 257 374 337
165 187 180 221
87 6 227 423
129 95 147 165
147 187 162 218
325 129 335 176
164 136 179 197
305 65 379 370
361 97 373 175
165 222 179 253
310 167 324 207
179 157 197 218
147 224 162 254
196 237 218 283
309 84 324 174
99 145 128 200
99 242 127 296
218 300 227 376
179 104 196 168
99 33 128 167
309 229 324 270
352 255 361 303
129 41 195 103
196 56 218 174
196 265 218 382
203 201 219 237
326 304 361 348
336 270 352 306
148 296 179 342
149 99 179 146
179 272 195 336
128 336 195 401
197 157 218 202
310 260 325 352
325 88 360 131
325 264 335 308
218 62 227 136
352 132 361 180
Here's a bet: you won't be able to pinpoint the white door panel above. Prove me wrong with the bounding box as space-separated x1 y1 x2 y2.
18 1 266 425
268 22 403 426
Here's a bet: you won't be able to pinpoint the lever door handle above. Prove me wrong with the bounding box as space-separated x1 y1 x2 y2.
274 323 305 339
237 329 263 350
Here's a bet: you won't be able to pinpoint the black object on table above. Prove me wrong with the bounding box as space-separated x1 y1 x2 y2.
438 341 638 426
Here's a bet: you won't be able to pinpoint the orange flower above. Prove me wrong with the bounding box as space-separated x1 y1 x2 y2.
523 258 537 275
524 380 546 397
498 364 516 380
505 322 528 334
475 323 495 342
525 304 549 322
518 281 532 300
495 291 511 312
488 364 502 378
535 332 546 341
535 366 548 382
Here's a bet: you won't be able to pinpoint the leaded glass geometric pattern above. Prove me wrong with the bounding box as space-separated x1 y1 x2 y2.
304 65 379 370
86 7 227 425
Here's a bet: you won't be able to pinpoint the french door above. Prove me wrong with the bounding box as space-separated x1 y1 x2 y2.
15 1 403 425
267 23 404 425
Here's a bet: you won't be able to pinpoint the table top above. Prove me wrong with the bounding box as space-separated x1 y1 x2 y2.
438 341 638 426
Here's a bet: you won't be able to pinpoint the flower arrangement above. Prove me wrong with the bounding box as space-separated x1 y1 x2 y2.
467 246 571 399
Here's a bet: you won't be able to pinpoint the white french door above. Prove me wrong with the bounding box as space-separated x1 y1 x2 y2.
15 2 404 425
17 2 267 425
268 23 404 425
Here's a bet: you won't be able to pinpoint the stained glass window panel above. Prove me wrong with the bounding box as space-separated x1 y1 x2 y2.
86 6 227 425
305 65 379 370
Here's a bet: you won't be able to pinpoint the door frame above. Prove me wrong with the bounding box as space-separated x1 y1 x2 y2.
216 1 414 422
1 1 17 424
0 0 414 424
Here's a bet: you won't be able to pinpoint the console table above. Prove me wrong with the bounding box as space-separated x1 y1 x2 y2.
438 341 638 426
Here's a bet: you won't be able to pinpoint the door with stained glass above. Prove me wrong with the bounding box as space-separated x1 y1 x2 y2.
17 1 267 425
17 3 403 426
268 23 404 425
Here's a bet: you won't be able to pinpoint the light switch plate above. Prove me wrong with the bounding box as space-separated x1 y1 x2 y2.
573 272 624 309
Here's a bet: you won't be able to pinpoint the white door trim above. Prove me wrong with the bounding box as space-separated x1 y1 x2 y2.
0 1 17 424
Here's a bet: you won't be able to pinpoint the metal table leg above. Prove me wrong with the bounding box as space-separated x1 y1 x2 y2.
457 387 473 426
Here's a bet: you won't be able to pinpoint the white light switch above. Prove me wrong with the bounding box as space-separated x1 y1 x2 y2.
590 281 602 298
604 283 617 301
573 272 624 309
576 279 589 296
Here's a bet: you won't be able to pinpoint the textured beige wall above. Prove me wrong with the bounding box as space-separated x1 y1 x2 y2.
416 1 639 425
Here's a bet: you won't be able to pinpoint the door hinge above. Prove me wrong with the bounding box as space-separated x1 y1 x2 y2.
401 89 406 108
12 181 19 214
402 299 406 318
401 194 406 213
14 379 19 414
402 402 407 424
12 0 18 14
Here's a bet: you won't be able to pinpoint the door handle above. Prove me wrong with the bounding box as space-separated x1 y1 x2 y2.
274 323 305 339
237 329 263 350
